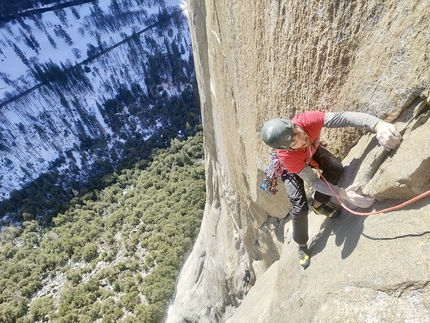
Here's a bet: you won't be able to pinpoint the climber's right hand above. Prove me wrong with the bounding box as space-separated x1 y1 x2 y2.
339 183 375 208
374 121 402 151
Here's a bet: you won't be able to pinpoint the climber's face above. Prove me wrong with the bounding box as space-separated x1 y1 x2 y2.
289 126 312 150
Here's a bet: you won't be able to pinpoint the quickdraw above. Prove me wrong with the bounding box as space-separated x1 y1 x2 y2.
259 150 285 196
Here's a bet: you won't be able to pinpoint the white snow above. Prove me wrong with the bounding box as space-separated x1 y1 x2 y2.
0 0 191 201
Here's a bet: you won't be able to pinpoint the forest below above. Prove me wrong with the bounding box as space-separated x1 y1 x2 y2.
0 0 206 322
0 131 206 322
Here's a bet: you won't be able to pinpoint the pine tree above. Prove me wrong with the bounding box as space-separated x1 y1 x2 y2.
28 14 45 32
11 43 30 67
54 8 68 27
72 48 81 59
71 7 81 20
19 28 40 54
54 25 73 46
45 31 57 49
29 33 40 52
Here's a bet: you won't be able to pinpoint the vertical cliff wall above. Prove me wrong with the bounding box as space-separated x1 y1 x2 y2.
167 1 430 322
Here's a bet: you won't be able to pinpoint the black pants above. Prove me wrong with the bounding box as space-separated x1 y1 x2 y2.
281 146 343 245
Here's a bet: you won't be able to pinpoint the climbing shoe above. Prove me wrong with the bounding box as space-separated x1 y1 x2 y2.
312 204 340 219
298 246 310 269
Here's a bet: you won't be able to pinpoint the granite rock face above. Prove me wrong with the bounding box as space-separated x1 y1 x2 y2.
167 1 430 322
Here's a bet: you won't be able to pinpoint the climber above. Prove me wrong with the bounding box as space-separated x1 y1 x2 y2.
260 111 402 269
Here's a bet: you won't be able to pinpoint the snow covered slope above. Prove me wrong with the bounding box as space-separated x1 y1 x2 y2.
0 0 197 201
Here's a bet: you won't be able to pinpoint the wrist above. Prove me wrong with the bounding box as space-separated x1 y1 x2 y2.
374 120 385 133
339 188 347 200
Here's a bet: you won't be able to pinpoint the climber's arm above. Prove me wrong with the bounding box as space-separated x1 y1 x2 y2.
324 112 402 150
297 166 375 208
324 112 380 131
297 166 340 197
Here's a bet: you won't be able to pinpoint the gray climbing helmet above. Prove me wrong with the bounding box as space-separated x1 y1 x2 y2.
260 118 294 149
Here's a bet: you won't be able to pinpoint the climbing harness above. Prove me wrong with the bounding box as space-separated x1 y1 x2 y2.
314 160 430 216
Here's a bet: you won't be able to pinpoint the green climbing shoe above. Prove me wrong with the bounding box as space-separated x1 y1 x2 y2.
298 247 310 269
312 204 340 219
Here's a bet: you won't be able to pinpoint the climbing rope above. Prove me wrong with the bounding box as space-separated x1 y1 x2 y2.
260 151 430 215
316 166 430 216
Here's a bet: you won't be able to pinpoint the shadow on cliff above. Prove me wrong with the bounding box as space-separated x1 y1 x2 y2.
274 214 291 244
309 212 366 259
309 193 430 259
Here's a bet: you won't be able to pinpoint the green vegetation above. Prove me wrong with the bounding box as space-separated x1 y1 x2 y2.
0 132 206 322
